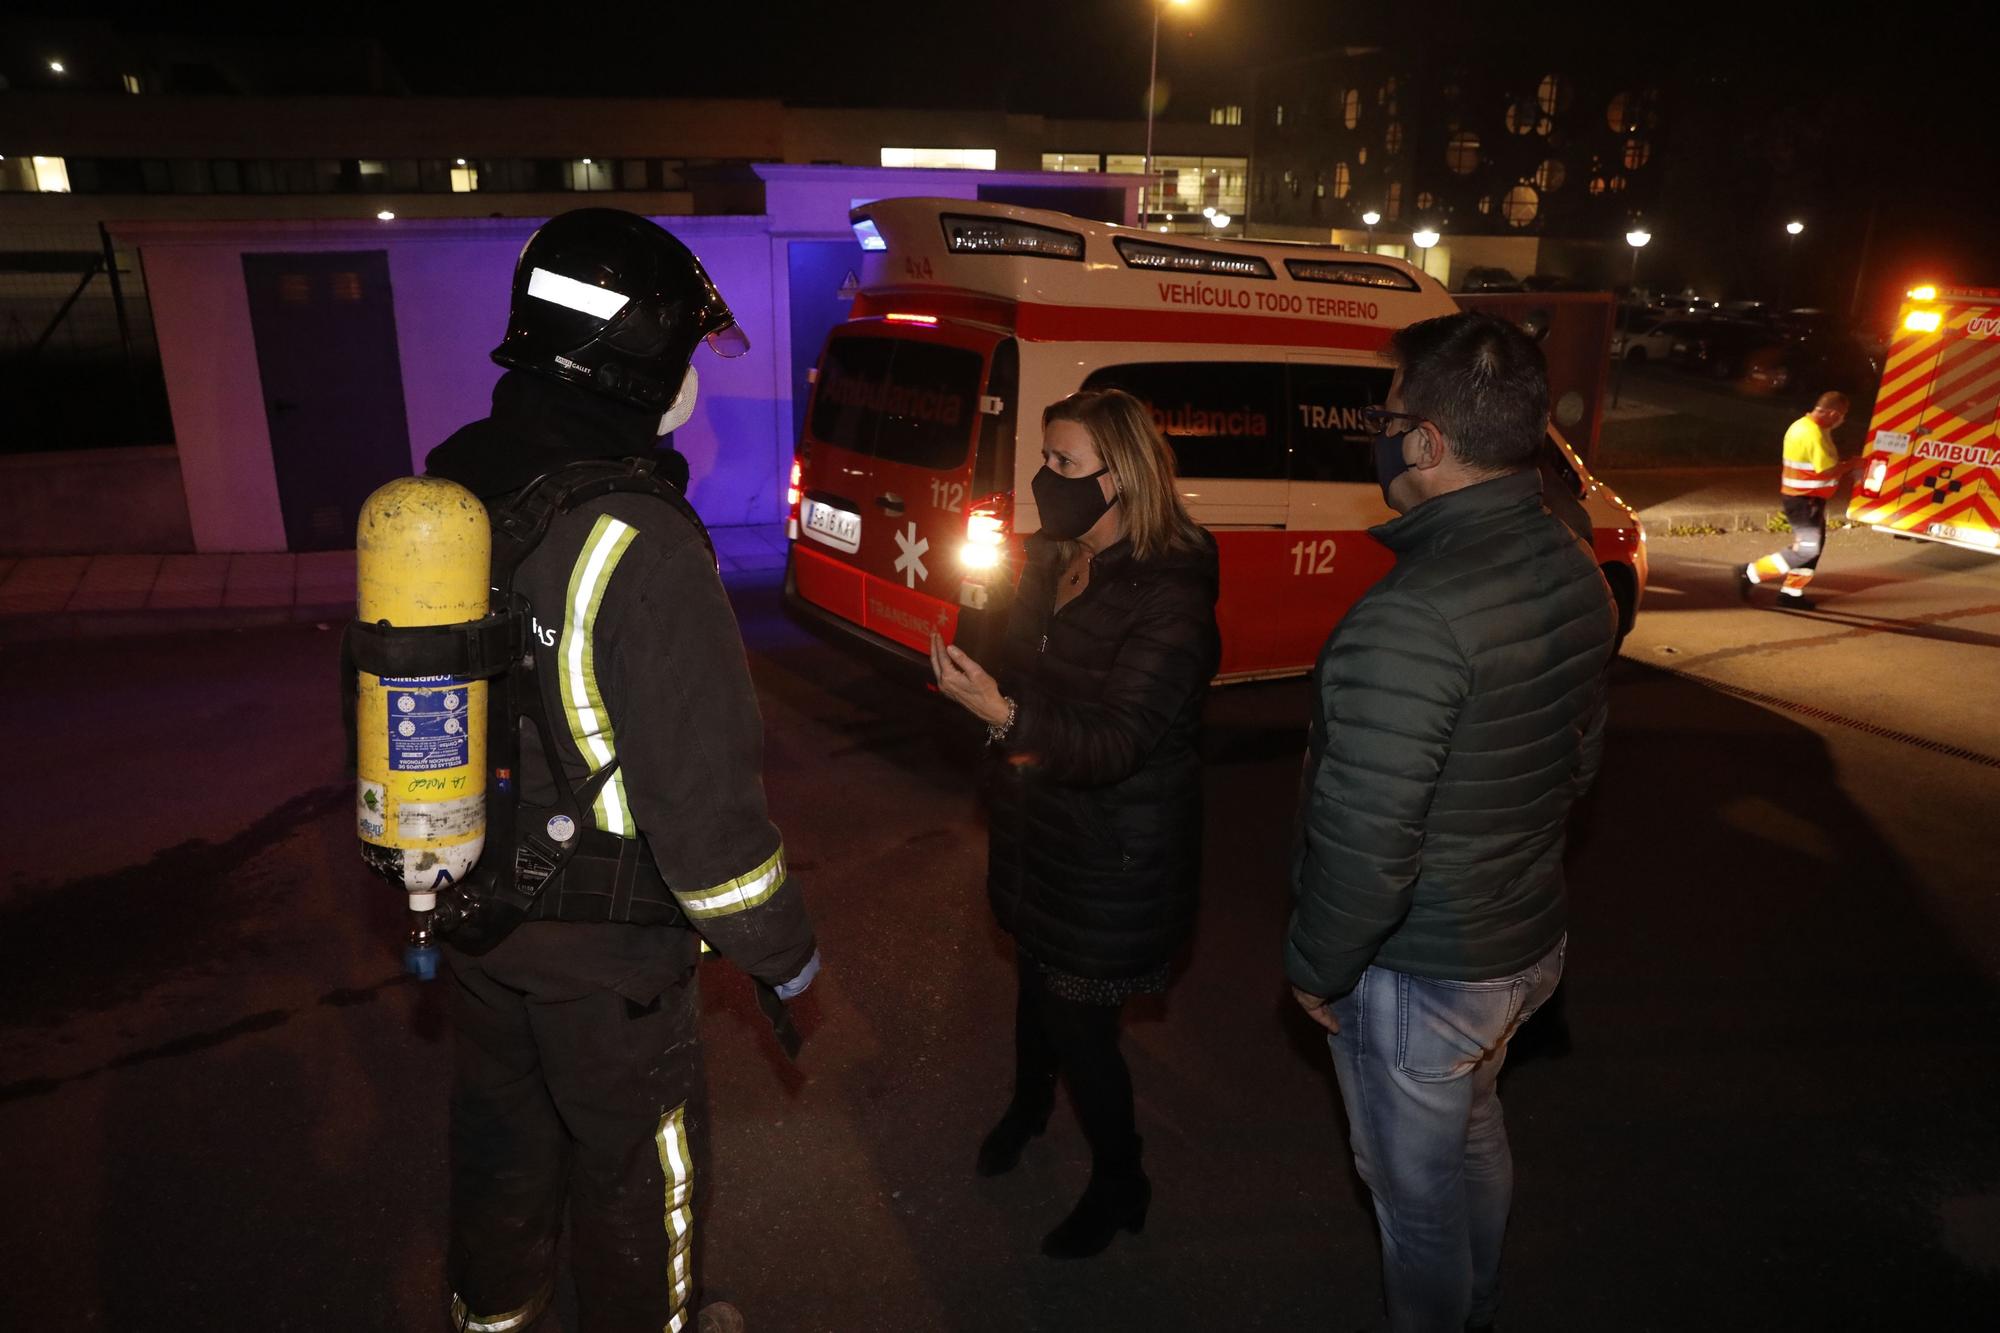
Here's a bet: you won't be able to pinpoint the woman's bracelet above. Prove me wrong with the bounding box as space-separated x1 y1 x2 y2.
986 696 1019 745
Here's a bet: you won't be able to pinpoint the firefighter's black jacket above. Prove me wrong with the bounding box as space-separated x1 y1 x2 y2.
427 370 815 990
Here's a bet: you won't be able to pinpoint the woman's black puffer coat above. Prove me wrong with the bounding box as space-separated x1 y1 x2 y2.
985 530 1222 979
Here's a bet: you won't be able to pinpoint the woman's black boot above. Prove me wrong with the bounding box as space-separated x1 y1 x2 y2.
976 1104 1050 1177
1040 1164 1150 1259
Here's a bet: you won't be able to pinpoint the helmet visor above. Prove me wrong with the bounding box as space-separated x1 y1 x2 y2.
705 321 751 358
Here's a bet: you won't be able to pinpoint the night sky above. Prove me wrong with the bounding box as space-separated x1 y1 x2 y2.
14 0 2000 308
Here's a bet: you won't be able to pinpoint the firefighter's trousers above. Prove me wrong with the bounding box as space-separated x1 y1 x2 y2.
445 923 707 1333
1748 496 1828 598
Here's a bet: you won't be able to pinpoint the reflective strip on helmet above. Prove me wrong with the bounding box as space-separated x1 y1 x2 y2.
559 515 639 836
675 845 786 920
449 1278 553 1332
657 1103 696 1333
528 266 630 320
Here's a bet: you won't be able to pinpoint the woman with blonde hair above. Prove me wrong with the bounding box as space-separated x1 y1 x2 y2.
931 387 1220 1259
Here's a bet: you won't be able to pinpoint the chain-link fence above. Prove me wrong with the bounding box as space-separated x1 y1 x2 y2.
1 221 174 452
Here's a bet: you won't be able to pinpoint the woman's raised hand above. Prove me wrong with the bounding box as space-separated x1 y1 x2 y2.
930 631 1010 726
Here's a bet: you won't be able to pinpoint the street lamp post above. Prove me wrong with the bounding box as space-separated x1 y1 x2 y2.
1362 209 1380 252
1613 225 1652 409
1412 227 1440 280
1143 0 1194 227
1785 219 1805 309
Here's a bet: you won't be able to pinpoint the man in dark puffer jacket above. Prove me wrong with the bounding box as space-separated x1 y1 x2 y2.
1286 312 1616 1333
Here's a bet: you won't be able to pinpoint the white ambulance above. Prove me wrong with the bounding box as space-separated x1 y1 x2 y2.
784 197 1646 680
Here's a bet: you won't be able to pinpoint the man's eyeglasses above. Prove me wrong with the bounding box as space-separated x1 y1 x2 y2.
1360 406 1429 437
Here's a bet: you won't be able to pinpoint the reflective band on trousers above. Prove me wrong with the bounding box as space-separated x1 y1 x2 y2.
658 1103 696 1333
559 514 640 836
450 1276 553 1332
675 844 786 920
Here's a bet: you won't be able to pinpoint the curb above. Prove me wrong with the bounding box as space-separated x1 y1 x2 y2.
0 602 354 645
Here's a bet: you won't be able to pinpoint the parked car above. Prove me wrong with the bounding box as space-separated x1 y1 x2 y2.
1617 315 1706 363
1459 266 1527 293
1669 318 1783 380
1745 328 1883 396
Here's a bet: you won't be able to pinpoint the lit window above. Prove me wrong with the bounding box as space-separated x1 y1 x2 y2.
1502 185 1540 227
567 158 615 190
1589 177 1607 196
1537 75 1564 116
1276 104 1285 126
1208 105 1243 126
450 164 479 192
1478 196 1492 215
879 147 997 170
1357 146 1368 165
1506 101 1536 135
1343 88 1360 129
1385 122 1403 156
1105 154 1146 175
1622 139 1651 170
1446 132 1481 174
1333 162 1351 199
1535 159 1566 192
1041 153 1100 173
31 155 71 193
1606 93 1630 133
121 73 140 94
1609 175 1627 193
1416 191 1435 210
1385 181 1403 220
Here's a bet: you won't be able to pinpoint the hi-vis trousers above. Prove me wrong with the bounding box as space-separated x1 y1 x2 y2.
1746 496 1828 599
446 924 706 1333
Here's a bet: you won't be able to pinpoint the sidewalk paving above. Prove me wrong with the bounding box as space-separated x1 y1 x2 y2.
0 523 790 643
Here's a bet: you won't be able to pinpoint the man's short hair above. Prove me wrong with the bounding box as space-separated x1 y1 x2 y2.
1388 312 1549 472
1815 391 1851 414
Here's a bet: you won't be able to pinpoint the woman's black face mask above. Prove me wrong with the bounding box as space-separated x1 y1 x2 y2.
1032 464 1117 540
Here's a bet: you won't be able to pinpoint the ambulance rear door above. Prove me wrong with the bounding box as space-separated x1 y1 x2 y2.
795 321 998 650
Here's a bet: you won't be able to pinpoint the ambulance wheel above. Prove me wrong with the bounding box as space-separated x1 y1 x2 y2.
1601 562 1637 654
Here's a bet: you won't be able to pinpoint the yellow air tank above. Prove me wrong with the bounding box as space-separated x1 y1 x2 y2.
354 476 491 931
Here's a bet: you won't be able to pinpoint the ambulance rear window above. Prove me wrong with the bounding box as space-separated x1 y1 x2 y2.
1921 334 2000 438
810 336 983 470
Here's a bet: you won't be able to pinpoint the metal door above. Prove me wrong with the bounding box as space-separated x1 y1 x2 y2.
242 252 413 551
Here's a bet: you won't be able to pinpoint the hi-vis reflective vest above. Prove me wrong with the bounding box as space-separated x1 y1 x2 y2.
1781 416 1841 497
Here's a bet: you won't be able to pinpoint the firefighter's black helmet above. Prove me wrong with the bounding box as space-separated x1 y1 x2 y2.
491 208 748 411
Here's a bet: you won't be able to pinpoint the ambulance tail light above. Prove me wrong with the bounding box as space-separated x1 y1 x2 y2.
1861 457 1889 498
961 493 1013 571
884 311 939 326
1905 309 1943 333
787 453 805 540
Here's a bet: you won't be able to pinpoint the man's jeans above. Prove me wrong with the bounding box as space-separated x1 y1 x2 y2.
1328 937 1565 1333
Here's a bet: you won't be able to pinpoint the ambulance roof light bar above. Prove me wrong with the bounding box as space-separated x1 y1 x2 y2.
939 213 1085 261
1284 258 1420 291
1113 237 1274 280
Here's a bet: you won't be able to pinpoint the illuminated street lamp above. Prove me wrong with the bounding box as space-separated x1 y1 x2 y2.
1209 211 1232 229
1143 0 1197 226
376 210 396 222
1613 226 1653 408
1412 227 1440 278
1362 209 1381 251
48 59 66 75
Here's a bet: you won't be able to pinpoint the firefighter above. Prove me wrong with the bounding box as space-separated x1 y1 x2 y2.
423 208 819 1333
1740 390 1853 611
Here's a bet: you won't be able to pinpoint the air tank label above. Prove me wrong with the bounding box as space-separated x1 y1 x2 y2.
384 675 472 772
399 795 484 842
357 780 388 840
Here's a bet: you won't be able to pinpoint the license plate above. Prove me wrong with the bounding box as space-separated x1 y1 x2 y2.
801 499 861 554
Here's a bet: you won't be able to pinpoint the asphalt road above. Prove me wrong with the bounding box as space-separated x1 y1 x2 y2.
3 531 1998 1331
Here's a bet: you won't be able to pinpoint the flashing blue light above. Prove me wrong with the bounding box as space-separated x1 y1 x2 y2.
853 217 887 252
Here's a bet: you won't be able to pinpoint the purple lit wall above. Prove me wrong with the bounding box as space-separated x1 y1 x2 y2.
120 166 1138 553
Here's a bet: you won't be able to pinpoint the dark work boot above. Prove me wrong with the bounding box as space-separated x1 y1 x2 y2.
976 1102 1051 1177
1040 1150 1150 1259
